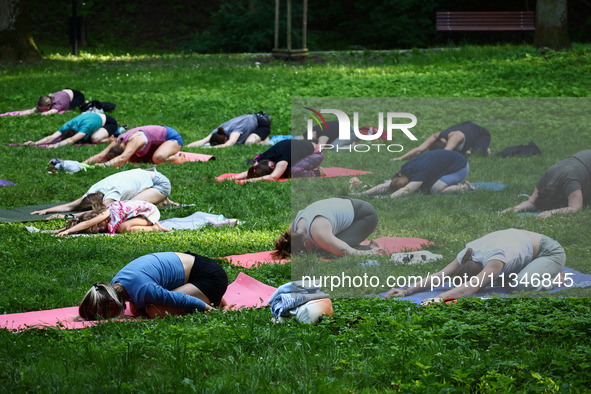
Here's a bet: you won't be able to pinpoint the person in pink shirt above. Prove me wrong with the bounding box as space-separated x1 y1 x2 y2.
82 125 187 166
55 200 170 236
18 89 85 116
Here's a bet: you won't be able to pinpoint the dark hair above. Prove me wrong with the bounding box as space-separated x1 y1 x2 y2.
79 282 127 320
61 129 77 140
429 138 446 151
536 186 568 210
247 160 274 179
454 248 482 279
105 144 124 161
272 230 310 259
79 192 105 211
388 173 410 192
210 127 229 146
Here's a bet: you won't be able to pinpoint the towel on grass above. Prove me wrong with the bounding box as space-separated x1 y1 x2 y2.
0 179 16 186
158 212 240 230
223 237 434 268
0 273 277 332
24 211 241 234
383 267 591 304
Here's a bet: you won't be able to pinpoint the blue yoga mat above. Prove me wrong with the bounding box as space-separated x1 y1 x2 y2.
382 267 591 304
471 182 507 191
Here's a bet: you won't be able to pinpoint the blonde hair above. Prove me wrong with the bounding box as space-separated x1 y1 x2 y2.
78 282 127 320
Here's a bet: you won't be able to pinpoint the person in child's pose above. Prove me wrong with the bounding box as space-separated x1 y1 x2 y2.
392 121 491 161
502 149 591 218
273 198 385 258
186 113 272 148
82 125 186 166
24 112 118 147
55 200 170 236
227 139 326 183
18 89 85 116
385 229 566 304
78 252 234 320
31 168 177 218
359 150 474 198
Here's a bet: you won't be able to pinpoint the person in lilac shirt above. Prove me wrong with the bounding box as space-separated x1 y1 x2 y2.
18 89 85 116
78 252 232 320
83 125 187 166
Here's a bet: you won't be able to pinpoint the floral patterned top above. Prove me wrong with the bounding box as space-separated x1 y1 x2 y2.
107 201 160 233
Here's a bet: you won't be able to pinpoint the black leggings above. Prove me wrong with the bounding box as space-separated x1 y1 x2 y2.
103 115 119 136
69 89 85 109
186 252 228 307
335 199 379 247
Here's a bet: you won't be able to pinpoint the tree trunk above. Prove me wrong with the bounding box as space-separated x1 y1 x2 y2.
0 0 42 62
534 0 571 50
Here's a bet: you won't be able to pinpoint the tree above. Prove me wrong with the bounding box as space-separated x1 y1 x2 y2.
0 0 42 62
534 0 571 50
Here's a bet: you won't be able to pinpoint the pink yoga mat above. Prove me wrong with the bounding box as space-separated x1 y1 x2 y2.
177 151 215 162
321 167 373 178
223 251 288 269
223 272 277 308
1 273 276 332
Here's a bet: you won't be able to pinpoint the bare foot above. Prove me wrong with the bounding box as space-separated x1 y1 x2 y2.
318 167 327 177
158 197 179 207
154 222 171 232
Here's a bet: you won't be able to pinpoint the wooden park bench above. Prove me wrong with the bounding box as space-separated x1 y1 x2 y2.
436 11 535 32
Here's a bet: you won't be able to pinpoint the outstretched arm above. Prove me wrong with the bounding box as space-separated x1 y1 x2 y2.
309 217 381 256
538 190 584 218
213 132 240 148
83 140 119 164
40 108 60 116
502 187 539 214
32 197 84 215
392 132 439 161
390 181 422 198
442 130 464 151
25 131 61 146
385 258 462 298
19 108 38 116
185 134 211 148
47 132 86 148
100 137 144 167
55 210 110 236
242 161 288 183
433 259 503 301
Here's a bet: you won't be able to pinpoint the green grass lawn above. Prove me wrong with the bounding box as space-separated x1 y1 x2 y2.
1 44 590 392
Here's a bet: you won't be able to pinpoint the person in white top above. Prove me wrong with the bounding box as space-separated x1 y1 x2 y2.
385 229 566 304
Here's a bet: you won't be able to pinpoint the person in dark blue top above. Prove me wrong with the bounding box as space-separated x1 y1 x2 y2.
360 150 474 198
78 252 231 320
392 121 491 161
228 139 326 182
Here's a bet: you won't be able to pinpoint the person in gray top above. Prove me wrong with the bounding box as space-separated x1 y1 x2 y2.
273 198 384 258
503 150 591 218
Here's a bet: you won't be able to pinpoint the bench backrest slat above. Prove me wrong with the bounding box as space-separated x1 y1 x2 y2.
436 11 535 31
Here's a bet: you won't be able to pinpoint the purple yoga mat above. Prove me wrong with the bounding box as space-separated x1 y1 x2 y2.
0 180 16 186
